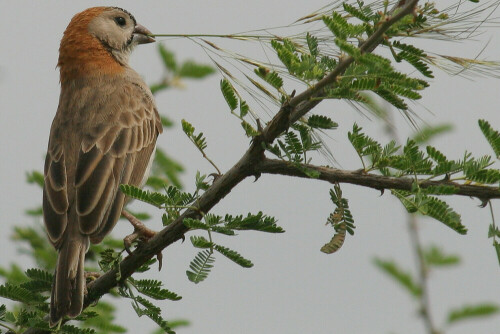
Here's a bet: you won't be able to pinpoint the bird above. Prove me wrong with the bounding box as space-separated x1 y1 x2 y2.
43 7 162 326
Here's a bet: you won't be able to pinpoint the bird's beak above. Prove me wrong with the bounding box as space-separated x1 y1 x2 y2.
133 24 155 44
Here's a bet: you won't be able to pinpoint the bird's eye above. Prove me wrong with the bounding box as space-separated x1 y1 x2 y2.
114 17 126 26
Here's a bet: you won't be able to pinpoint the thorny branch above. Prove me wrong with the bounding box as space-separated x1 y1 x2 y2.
255 159 500 200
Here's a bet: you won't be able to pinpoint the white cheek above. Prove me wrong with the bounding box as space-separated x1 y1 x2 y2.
140 145 156 188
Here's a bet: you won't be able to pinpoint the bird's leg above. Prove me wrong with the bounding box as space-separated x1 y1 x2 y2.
122 210 163 270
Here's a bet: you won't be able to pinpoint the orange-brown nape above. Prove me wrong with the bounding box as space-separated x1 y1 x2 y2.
58 7 123 83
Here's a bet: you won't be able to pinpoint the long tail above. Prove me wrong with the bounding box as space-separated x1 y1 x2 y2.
49 232 88 327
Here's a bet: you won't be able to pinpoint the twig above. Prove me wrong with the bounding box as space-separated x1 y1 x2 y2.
407 214 439 334
255 159 500 200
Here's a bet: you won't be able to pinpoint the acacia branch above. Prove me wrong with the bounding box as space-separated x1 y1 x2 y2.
255 158 500 199
23 2 420 333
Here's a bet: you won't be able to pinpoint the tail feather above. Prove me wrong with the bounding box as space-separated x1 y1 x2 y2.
50 234 88 327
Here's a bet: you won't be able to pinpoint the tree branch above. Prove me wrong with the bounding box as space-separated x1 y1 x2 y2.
255 158 500 200
289 0 419 124
22 2 421 333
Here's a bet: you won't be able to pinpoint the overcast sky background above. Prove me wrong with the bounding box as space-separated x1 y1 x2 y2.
1 1 500 333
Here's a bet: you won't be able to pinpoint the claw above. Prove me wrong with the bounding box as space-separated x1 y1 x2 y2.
84 272 101 281
121 210 163 270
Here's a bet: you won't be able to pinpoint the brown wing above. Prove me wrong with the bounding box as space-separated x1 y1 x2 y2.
43 142 69 247
43 81 162 247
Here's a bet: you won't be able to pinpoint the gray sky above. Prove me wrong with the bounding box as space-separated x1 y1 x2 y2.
1 1 500 333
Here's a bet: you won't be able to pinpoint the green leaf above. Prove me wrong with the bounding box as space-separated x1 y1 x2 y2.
307 115 338 130
426 197 466 234
190 235 213 249
150 82 169 95
214 245 253 268
186 250 214 284
183 218 209 230
413 124 453 144
466 168 500 184
26 170 44 188
143 311 174 334
25 268 52 283
306 33 318 57
397 50 434 78
135 258 157 273
181 119 194 136
20 280 52 293
160 115 174 128
220 79 238 111
376 87 408 110
254 67 284 90
178 61 215 78
240 99 249 118
241 120 260 137
271 39 300 74
151 147 184 189
323 13 348 40
135 285 181 301
423 246 460 267
158 44 177 71
60 324 96 334
25 206 43 216
494 240 500 267
0 304 6 321
98 249 122 273
182 119 208 151
343 3 372 22
478 119 500 159
447 303 500 324
373 258 422 298
224 212 284 233
0 283 47 304
426 146 448 163
334 38 361 58
119 185 166 207
164 319 190 330
488 225 500 238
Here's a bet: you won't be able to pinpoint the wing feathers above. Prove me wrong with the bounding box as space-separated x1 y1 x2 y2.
44 79 162 250
109 128 132 156
75 145 103 187
43 186 68 244
48 158 67 191
76 154 115 216
79 167 116 234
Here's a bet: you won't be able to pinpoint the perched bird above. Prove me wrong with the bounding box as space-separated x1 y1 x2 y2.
43 7 162 326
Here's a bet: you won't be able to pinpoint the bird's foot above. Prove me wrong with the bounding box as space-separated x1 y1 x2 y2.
122 210 163 270
85 271 101 280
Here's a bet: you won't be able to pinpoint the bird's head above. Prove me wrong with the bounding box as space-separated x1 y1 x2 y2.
58 7 155 82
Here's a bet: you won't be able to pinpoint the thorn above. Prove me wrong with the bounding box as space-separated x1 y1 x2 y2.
256 118 264 133
253 172 261 182
479 198 489 208
157 252 163 271
290 89 296 98
378 188 385 196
